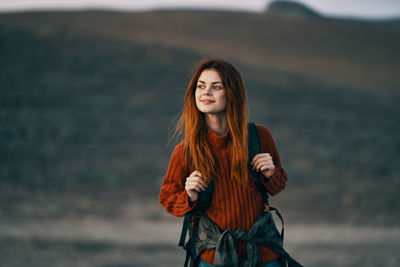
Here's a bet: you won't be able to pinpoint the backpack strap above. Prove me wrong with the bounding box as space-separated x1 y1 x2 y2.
179 122 267 245
247 122 270 206
179 122 273 267
179 212 192 247
248 124 300 265
178 174 215 247
178 160 215 267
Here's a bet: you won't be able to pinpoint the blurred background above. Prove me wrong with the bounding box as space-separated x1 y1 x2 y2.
0 0 399 266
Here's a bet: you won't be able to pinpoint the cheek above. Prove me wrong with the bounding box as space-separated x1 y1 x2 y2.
219 92 227 108
194 89 201 106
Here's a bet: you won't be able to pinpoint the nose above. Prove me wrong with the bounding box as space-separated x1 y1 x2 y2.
203 85 212 95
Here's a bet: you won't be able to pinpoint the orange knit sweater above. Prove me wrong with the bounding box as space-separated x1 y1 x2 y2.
159 124 287 265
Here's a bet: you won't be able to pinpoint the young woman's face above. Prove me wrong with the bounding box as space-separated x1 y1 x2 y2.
195 69 227 115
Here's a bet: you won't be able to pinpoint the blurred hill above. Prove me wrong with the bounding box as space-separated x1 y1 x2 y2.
266 0 323 19
1 4 400 93
0 4 399 227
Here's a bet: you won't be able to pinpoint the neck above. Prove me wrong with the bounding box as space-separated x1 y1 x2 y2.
204 113 228 136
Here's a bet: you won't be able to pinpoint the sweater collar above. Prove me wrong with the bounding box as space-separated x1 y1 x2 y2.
207 126 230 149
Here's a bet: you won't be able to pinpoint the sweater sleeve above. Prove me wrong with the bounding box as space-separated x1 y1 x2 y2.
159 143 196 217
256 125 287 196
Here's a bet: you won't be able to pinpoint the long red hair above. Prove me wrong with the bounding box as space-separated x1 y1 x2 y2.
174 58 251 187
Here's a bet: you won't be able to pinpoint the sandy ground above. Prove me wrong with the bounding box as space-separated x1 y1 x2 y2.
1 199 399 267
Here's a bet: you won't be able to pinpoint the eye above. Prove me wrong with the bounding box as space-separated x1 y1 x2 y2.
213 86 223 90
197 84 205 89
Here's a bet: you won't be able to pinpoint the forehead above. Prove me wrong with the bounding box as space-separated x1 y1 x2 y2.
198 69 222 83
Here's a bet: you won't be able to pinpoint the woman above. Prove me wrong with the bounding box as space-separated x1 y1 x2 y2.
159 58 288 267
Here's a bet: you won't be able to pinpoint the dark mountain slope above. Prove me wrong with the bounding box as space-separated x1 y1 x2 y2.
0 9 399 93
0 25 398 224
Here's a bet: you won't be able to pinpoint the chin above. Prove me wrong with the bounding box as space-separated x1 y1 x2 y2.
197 105 225 115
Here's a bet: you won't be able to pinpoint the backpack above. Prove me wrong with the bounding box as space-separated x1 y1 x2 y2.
178 122 302 267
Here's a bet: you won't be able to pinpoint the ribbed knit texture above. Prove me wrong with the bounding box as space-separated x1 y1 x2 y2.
159 124 287 265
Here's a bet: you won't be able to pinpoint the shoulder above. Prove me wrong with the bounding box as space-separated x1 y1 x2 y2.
170 141 185 159
255 124 273 139
167 141 191 173
253 124 277 152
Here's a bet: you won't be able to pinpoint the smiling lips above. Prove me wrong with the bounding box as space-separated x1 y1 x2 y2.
200 99 214 104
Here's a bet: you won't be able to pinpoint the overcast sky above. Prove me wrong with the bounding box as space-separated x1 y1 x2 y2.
1 0 400 19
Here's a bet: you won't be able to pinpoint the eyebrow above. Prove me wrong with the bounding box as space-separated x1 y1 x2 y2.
197 80 223 84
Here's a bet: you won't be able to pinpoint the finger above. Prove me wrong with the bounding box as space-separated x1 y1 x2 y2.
254 160 265 172
193 184 204 192
191 170 202 177
193 181 207 191
254 158 269 171
188 176 208 188
251 153 264 165
186 183 203 192
252 153 271 161
251 153 272 165
251 156 264 169
190 185 202 192
188 174 208 188
260 162 274 170
260 164 274 172
252 156 264 168
262 160 274 171
197 179 208 188
254 156 274 169
186 180 207 191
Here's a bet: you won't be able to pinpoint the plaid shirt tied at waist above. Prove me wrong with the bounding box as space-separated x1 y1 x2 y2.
194 210 302 267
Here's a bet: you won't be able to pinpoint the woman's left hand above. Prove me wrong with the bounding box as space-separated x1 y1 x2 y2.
251 153 275 179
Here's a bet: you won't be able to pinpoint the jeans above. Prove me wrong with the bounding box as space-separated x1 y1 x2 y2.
198 258 281 267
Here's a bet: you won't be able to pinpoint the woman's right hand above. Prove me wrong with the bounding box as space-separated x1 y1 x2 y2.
185 170 207 202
